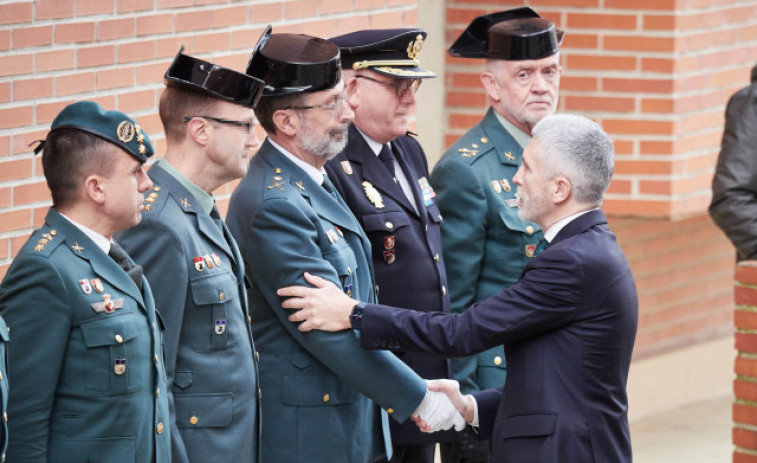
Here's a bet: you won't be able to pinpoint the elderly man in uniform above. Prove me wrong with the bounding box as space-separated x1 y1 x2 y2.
0 101 170 463
428 8 563 461
323 29 455 463
116 49 264 463
226 27 462 463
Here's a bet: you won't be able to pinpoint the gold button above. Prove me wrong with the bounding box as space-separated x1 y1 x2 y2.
190 416 198 425
0 371 4 381
3 412 7 422
323 394 330 403
442 286 447 296
156 387 160 398
115 334 123 343
494 356 503 366
256 351 260 362
248 316 252 325
375 285 379 296
433 254 439 262
258 388 262 398
347 266 352 275
385 221 394 230
152 322 156 332
386 408 394 414
425 224 428 232
219 292 225 301
526 225 534 235
157 422 164 434
154 354 159 364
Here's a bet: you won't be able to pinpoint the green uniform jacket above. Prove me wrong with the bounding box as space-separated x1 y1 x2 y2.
227 140 426 463
430 108 543 394
0 208 170 463
117 164 261 463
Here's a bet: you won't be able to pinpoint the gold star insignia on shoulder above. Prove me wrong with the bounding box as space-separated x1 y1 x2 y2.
180 198 191 208
504 151 515 161
49 229 58 236
144 204 153 212
295 181 305 191
71 242 84 253
33 245 45 252
275 168 283 174
153 186 161 191
267 181 285 191
480 137 488 144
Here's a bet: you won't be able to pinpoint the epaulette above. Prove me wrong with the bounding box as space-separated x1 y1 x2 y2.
456 135 491 159
30 228 64 257
141 184 167 214
263 167 290 200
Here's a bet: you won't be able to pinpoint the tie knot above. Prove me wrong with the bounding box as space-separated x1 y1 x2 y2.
378 144 394 162
108 242 128 263
210 204 222 220
322 176 336 193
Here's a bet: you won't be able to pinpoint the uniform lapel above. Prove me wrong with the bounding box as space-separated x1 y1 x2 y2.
46 209 146 310
481 107 524 168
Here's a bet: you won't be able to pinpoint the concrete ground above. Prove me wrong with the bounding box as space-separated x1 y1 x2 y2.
631 393 732 462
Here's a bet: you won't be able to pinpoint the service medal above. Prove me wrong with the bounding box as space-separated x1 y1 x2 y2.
91 278 104 293
79 279 92 295
215 319 226 335
114 359 126 375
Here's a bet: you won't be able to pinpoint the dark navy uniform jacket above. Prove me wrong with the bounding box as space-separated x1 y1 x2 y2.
117 163 260 463
353 210 637 463
0 208 170 463
325 125 454 445
227 139 426 463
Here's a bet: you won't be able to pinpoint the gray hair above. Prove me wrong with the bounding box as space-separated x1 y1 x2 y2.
531 114 614 205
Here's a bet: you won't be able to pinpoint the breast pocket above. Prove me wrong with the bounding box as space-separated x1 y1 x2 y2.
322 245 359 296
498 206 542 248
79 312 144 398
189 272 237 353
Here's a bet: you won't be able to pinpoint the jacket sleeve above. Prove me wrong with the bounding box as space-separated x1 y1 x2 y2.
118 219 192 463
430 157 488 392
244 198 427 423
0 256 71 463
709 87 757 259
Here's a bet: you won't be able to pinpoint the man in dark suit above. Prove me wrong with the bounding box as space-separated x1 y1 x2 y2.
323 28 454 463
0 101 170 463
116 49 264 463
279 114 639 463
226 27 462 463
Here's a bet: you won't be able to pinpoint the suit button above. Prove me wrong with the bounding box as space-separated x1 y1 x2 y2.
442 286 447 296
157 422 164 434
323 394 330 403
374 341 380 347
385 221 394 230
115 334 123 343
433 254 439 262
375 285 380 296
526 225 534 235
386 408 394 414
190 416 198 425
493 356 503 366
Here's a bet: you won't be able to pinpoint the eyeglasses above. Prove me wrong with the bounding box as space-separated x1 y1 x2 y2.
285 91 348 115
356 75 421 99
182 116 256 133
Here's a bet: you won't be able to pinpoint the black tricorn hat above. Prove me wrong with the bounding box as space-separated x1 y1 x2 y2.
246 25 342 97
448 7 564 60
164 46 265 108
330 28 436 79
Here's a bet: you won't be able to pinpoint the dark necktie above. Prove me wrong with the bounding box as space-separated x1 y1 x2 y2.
210 204 225 232
109 241 143 291
534 238 549 257
322 176 339 200
378 144 396 178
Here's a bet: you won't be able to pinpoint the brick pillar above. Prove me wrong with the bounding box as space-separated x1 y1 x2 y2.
734 262 757 462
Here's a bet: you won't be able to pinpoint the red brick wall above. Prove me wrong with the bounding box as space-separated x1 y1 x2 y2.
0 0 419 279
734 261 757 462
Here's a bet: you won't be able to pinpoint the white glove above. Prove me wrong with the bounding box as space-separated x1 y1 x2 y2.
412 389 466 432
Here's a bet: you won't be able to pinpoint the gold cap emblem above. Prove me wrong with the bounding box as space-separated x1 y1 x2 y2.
116 121 135 143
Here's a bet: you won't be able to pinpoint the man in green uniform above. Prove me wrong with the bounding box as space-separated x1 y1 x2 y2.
0 101 170 463
429 8 563 462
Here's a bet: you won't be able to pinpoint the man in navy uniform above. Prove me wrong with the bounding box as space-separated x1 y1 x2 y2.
428 9 563 461
226 27 463 463
116 49 264 463
0 101 170 463
324 28 455 463
280 114 638 463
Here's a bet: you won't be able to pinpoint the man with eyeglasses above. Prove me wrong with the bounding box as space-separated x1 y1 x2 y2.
428 9 563 462
226 27 463 463
321 29 455 463
116 48 264 463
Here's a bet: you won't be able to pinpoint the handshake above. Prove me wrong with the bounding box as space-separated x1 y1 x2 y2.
410 379 476 433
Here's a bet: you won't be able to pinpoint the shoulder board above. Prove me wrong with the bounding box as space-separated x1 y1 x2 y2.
28 227 65 257
263 168 290 200
141 184 169 214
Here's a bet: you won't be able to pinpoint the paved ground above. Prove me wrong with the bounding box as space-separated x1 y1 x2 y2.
631 394 732 462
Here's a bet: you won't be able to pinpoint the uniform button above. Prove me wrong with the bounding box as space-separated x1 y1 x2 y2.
323 394 330 403
256 351 260 362
154 354 159 364
386 408 394 414
248 315 252 325
156 387 160 398
425 224 428 232
115 334 123 343
219 292 225 301
157 422 164 434
442 286 447 296
2 452 5 462
375 285 379 296
0 371 4 381
494 356 503 366
385 221 394 230
152 322 156 332
526 225 534 235
258 388 263 398
3 412 6 422
433 254 439 263
347 266 352 275
190 416 198 425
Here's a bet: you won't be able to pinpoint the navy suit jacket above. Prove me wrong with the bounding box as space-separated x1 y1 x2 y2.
356 210 638 463
325 126 453 445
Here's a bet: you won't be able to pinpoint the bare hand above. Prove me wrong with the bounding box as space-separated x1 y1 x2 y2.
427 379 476 423
278 272 355 332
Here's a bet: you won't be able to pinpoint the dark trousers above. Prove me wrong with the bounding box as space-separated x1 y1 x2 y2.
376 443 436 463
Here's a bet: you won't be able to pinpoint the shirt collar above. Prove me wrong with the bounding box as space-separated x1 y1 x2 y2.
156 158 215 215
59 212 111 254
355 127 385 156
268 137 328 185
493 110 531 149
543 208 599 243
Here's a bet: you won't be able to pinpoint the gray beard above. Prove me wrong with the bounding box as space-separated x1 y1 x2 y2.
297 126 348 161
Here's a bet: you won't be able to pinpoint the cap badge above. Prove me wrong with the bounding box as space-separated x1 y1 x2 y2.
116 121 135 143
407 34 424 60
